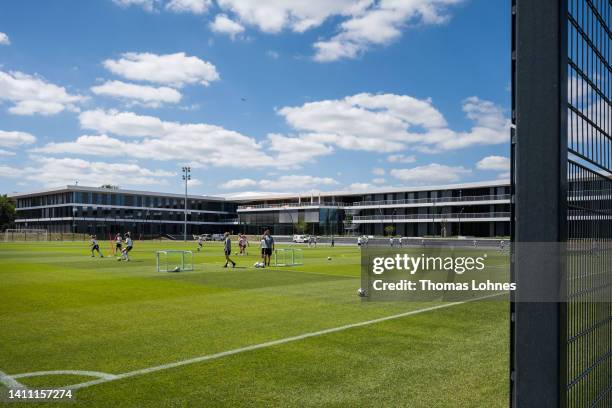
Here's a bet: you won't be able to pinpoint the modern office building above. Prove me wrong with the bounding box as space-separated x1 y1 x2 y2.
8 180 511 238
8 185 237 237
235 180 510 237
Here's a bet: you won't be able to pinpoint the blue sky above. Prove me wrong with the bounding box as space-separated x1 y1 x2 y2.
0 0 510 196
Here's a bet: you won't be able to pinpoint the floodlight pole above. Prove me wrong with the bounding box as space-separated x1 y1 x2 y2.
182 166 191 242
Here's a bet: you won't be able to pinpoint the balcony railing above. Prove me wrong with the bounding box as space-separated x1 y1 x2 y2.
237 194 511 211
349 212 511 222
237 202 344 210
350 194 511 207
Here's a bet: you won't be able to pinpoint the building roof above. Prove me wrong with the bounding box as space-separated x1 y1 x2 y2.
7 185 227 202
228 179 510 202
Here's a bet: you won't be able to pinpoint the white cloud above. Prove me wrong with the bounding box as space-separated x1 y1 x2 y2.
220 178 257 189
103 52 220 87
112 0 157 12
267 133 334 166
0 32 10 45
37 109 277 168
91 80 182 107
79 109 167 137
0 165 16 178
476 155 510 171
274 93 508 156
210 14 245 38
390 163 470 184
372 177 386 184
372 167 385 176
166 0 211 14
221 175 338 191
387 154 416 163
0 149 16 157
12 156 174 188
214 0 370 34
110 0 461 61
187 178 202 187
0 130 37 148
313 0 462 62
0 70 85 116
348 182 374 191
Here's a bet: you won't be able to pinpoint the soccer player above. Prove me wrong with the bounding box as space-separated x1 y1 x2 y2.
90 235 103 258
223 232 236 268
197 235 203 252
114 233 122 255
121 232 133 261
261 229 274 267
238 234 248 255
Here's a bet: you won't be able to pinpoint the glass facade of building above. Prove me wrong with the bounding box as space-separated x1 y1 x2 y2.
10 182 511 238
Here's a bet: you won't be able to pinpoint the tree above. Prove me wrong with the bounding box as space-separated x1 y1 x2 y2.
384 225 395 236
0 195 16 230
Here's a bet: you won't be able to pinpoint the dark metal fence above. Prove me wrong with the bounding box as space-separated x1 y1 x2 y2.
513 0 612 406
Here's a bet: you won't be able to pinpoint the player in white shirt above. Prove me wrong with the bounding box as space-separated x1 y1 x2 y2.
90 235 103 258
197 235 203 252
238 234 248 255
114 233 122 255
120 232 133 261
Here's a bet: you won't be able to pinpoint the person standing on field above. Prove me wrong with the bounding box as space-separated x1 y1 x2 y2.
261 229 274 267
114 233 122 255
90 235 103 258
120 232 133 261
223 232 236 268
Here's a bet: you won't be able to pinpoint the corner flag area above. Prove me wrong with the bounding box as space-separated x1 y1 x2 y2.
0 241 508 407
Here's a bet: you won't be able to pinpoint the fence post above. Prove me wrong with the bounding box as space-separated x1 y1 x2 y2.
512 0 567 406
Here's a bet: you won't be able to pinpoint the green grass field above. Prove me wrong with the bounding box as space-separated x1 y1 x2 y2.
0 240 509 407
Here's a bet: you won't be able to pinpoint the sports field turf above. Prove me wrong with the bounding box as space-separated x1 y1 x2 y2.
0 240 509 407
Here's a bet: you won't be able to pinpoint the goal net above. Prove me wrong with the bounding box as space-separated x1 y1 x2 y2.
273 248 303 266
156 250 194 272
4 229 48 242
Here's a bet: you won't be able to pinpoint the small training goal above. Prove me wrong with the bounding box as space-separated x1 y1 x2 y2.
4 228 48 242
273 248 303 267
156 250 194 272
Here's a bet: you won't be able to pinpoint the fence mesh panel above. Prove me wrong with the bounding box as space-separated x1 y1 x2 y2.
566 0 612 405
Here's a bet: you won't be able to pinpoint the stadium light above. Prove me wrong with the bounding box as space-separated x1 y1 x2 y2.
181 166 191 242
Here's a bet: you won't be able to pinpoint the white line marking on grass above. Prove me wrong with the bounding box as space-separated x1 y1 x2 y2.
64 292 504 391
0 369 27 389
12 370 118 380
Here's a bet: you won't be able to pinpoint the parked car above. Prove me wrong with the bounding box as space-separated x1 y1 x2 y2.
212 233 225 241
201 234 212 241
293 234 309 243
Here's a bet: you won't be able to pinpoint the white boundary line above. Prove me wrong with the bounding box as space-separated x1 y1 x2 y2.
0 370 27 390
12 370 118 380
59 292 504 391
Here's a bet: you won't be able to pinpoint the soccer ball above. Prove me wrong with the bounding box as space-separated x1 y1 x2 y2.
254 262 264 268
327 256 332 261
357 288 367 297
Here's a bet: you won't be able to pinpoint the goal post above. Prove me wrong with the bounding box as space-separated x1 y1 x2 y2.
156 250 194 272
4 229 48 242
273 248 303 267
